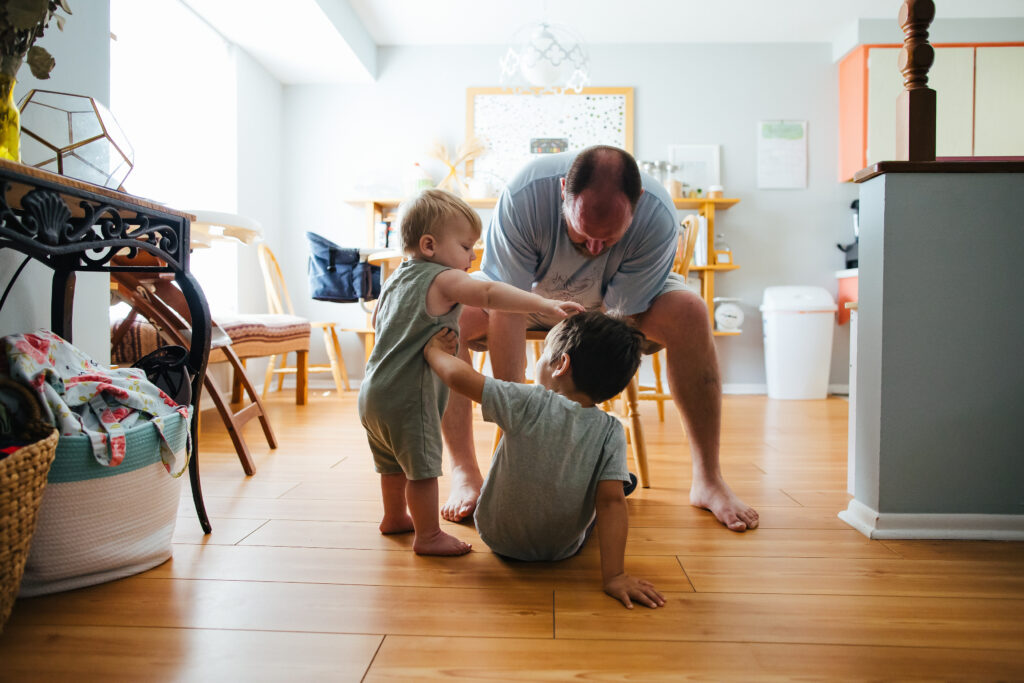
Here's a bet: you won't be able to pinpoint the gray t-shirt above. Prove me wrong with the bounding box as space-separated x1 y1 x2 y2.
474 377 630 561
481 150 678 317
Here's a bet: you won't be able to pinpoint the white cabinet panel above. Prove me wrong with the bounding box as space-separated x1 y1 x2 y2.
932 47 975 157
867 47 975 164
974 46 1024 155
866 48 901 166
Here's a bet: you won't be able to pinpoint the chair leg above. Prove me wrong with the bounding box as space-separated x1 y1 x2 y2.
202 372 257 476
296 349 309 405
623 375 650 488
231 358 246 405
261 354 277 399
651 351 666 422
324 325 350 393
276 357 287 392
222 345 278 451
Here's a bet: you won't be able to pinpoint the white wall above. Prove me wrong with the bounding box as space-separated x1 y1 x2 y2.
0 2 111 361
283 43 860 388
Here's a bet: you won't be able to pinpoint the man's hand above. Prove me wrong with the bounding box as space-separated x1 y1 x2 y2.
542 299 585 320
425 328 459 358
603 573 666 609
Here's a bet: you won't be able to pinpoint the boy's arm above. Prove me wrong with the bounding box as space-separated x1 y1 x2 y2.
594 480 666 610
423 328 485 403
433 269 584 319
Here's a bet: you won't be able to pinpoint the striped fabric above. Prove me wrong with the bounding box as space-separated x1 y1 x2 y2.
112 314 311 365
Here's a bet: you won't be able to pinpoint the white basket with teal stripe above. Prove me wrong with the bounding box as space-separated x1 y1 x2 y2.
18 411 189 597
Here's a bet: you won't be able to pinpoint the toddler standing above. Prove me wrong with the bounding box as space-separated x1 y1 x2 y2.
358 189 583 556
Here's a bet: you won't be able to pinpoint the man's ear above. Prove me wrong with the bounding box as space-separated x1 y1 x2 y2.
551 352 571 378
419 233 436 256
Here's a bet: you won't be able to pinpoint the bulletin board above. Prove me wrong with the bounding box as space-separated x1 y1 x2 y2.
466 87 634 188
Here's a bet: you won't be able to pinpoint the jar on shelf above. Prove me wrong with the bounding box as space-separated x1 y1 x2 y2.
713 233 732 265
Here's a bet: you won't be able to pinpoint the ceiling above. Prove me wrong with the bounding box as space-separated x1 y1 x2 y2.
183 0 1024 84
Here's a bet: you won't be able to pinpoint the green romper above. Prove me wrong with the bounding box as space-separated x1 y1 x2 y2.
357 259 461 480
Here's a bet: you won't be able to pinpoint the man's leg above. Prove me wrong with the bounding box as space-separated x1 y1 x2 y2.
440 305 488 522
634 290 759 532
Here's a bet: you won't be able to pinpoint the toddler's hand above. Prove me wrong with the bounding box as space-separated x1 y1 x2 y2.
603 573 666 610
544 299 585 319
425 328 459 357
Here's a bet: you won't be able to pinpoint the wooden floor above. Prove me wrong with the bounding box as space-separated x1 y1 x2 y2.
3 389 1023 681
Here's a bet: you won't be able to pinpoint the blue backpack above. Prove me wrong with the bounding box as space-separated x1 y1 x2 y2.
305 232 381 303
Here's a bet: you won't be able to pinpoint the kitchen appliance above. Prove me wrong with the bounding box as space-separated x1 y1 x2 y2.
837 198 859 268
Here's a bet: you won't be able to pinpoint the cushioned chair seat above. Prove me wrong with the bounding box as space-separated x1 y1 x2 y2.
112 314 311 366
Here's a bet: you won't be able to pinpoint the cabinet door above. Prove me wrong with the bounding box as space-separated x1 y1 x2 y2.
866 46 974 164
932 47 975 157
974 46 1024 155
866 48 902 166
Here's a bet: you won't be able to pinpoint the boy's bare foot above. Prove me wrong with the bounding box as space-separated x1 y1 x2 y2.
441 466 483 522
690 478 759 532
413 529 472 556
379 514 415 534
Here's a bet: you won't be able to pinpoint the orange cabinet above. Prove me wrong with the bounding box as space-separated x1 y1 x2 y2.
837 42 1024 181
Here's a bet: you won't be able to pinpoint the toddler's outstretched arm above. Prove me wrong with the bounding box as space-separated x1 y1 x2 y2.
595 480 666 610
424 328 485 403
432 269 584 320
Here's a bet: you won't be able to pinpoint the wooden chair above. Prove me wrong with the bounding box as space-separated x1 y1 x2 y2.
636 213 701 421
257 243 352 399
110 268 282 476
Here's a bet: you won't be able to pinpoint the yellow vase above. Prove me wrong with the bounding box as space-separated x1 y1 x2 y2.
0 57 21 162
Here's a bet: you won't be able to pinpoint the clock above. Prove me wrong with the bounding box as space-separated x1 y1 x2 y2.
713 300 744 332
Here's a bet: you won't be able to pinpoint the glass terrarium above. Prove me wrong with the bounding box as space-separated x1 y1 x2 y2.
18 90 134 189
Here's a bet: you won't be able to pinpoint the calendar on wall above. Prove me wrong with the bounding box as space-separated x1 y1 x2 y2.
466 87 634 189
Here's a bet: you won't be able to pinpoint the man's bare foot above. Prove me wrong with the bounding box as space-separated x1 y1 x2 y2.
690 479 759 532
379 514 415 535
413 529 472 556
441 466 483 522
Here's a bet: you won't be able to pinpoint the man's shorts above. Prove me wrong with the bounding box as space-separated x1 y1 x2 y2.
476 271 694 355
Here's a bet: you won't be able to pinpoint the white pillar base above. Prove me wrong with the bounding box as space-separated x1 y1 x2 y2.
839 499 1024 540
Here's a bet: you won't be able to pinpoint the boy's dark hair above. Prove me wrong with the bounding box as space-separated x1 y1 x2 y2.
564 145 643 211
545 311 645 403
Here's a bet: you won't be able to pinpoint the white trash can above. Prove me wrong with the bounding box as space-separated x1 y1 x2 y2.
760 286 837 399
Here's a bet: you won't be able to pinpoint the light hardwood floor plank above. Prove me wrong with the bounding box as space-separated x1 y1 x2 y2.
0 625 382 682
145 543 694 592
366 635 1024 682
555 591 1024 650
624 527 900 558
681 555 1024 598
9 577 552 639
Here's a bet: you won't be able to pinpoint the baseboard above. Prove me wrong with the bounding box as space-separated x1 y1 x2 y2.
829 383 850 396
839 499 1024 540
721 383 766 395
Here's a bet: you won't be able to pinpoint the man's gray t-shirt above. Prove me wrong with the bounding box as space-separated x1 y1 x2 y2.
474 377 630 562
481 150 678 317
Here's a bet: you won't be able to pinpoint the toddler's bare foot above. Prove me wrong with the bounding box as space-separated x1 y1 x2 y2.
413 529 472 556
379 514 414 534
690 478 759 532
442 466 483 522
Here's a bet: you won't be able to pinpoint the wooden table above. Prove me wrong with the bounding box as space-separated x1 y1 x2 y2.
0 158 214 533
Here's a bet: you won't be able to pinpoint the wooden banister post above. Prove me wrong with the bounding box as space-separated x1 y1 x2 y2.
894 0 936 161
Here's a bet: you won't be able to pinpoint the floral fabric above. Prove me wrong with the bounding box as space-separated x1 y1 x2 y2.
1 330 192 477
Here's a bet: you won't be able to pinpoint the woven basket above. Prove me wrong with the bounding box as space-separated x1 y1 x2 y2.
0 377 58 632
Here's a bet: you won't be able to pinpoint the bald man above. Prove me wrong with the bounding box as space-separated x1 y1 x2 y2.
441 145 758 533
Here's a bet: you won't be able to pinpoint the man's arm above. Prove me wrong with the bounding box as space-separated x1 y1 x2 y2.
594 480 666 610
424 328 485 403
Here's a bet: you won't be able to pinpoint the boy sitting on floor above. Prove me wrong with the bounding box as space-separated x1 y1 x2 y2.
424 312 665 609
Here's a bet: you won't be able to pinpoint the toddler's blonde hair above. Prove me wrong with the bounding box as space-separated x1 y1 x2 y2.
398 188 482 254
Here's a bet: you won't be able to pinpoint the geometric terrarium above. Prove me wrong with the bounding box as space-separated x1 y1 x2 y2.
18 90 134 189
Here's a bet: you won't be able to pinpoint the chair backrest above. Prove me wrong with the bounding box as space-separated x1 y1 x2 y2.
675 214 701 278
257 243 293 316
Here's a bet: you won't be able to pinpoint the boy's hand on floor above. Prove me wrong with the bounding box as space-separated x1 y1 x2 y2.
604 574 666 609
425 328 459 357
